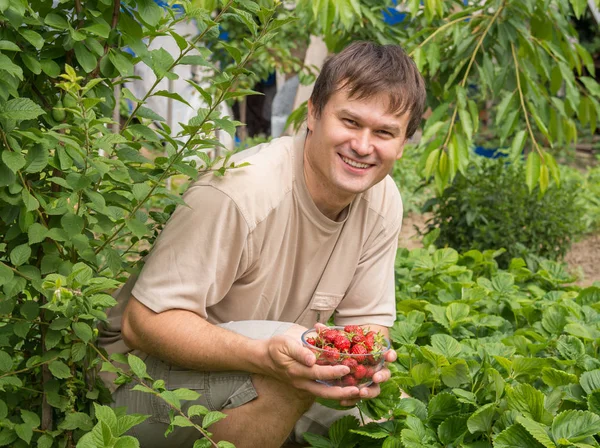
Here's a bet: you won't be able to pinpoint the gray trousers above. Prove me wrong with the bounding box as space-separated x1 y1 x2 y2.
112 320 361 446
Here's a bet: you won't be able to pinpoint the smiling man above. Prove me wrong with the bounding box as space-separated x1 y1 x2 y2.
99 41 426 447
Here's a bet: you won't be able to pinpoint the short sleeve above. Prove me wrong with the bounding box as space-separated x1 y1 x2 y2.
131 185 250 318
334 198 403 328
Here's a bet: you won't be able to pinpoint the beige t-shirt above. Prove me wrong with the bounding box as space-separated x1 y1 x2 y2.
100 134 402 360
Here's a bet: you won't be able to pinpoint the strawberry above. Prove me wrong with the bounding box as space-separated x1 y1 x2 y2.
341 357 358 371
344 325 363 336
352 333 366 345
350 344 368 363
323 329 340 343
306 337 316 346
354 364 367 380
333 335 351 351
324 346 340 361
342 374 358 387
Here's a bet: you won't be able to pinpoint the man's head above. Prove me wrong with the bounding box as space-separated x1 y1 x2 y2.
303 41 426 219
309 41 426 140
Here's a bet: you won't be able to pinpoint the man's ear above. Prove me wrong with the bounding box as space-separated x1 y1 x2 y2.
307 99 315 131
396 139 407 160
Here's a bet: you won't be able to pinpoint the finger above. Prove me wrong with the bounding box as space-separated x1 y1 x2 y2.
298 380 361 401
384 349 397 362
371 367 391 384
289 363 350 381
358 382 381 400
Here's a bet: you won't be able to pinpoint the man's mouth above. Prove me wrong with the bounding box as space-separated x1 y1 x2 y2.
340 155 370 169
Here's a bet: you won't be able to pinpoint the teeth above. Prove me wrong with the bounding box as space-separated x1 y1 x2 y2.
341 156 369 169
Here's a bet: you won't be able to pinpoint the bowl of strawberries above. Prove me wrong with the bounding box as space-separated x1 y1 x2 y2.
301 325 391 388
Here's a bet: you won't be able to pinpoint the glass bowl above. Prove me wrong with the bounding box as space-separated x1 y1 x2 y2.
301 326 391 388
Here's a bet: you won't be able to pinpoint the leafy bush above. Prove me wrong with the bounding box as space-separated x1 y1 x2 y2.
422 158 586 268
392 144 433 216
304 247 600 447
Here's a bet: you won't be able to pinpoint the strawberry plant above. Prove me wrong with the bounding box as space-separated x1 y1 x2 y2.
304 247 600 447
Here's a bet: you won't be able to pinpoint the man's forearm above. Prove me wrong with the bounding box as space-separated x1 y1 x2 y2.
122 295 269 374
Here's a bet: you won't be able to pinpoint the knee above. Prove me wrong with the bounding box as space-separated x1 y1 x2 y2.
251 374 315 414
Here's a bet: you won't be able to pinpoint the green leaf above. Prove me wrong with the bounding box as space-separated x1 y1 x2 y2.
137 0 163 26
114 436 140 448
115 414 148 437
0 263 13 286
15 424 32 444
188 405 210 418
329 415 360 445
302 433 333 448
37 434 54 448
150 48 174 79
74 42 97 73
0 54 23 80
172 416 194 427
84 21 111 38
19 30 44 49
580 370 600 394
0 40 20 51
61 213 84 235
438 415 468 445
128 354 150 379
202 411 227 428
20 409 40 427
72 322 93 343
21 53 41 75
428 393 460 428
10 244 31 266
173 388 200 401
570 0 588 19
152 90 191 108
28 223 48 244
45 13 69 29
525 152 541 193
48 360 71 379
94 403 117 428
1 150 26 173
59 412 94 431
551 410 600 443
221 42 242 64
0 351 12 372
0 98 45 121
541 367 578 388
125 217 148 238
580 76 600 98
506 383 546 423
517 417 554 448
494 423 545 448
136 106 165 122
467 403 496 434
431 334 462 358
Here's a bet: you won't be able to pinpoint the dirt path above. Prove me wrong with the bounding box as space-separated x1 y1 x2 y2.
399 213 600 287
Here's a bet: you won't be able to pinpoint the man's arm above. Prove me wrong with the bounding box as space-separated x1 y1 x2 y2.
122 296 364 401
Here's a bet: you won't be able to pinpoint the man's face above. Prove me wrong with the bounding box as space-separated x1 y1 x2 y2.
305 87 410 206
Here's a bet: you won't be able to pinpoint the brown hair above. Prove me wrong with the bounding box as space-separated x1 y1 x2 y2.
309 41 426 139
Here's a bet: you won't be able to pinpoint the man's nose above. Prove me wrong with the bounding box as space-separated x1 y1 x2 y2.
350 130 373 156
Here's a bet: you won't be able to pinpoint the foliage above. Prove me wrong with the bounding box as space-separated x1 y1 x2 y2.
398 0 600 194
0 0 288 446
305 246 600 447
421 157 586 268
392 143 433 216
561 161 600 233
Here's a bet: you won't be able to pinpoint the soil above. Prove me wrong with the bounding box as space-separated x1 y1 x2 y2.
399 213 600 287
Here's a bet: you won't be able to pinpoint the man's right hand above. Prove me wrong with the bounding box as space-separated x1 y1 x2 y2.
259 331 362 401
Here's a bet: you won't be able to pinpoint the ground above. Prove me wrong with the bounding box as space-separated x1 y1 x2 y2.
399 213 600 287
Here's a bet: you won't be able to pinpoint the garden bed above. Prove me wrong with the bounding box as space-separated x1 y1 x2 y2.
399 213 600 287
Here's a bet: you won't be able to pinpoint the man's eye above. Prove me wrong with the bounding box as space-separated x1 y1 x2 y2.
344 119 357 126
377 130 393 137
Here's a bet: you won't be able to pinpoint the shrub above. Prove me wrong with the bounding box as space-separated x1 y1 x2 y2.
423 158 586 268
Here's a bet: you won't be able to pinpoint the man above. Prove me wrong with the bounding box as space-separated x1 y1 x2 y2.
99 40 426 447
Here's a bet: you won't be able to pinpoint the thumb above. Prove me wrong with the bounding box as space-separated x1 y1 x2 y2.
279 334 316 367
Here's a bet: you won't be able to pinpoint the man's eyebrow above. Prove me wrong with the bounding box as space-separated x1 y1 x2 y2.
339 109 401 133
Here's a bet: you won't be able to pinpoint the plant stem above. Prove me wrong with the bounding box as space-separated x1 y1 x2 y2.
409 16 472 58
511 42 543 158
442 1 505 150
0 357 59 380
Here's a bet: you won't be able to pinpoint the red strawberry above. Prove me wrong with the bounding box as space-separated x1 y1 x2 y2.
333 335 351 351
350 344 368 363
344 325 363 336
342 374 357 387
352 334 366 345
341 358 358 371
364 332 375 351
323 329 340 343
324 346 340 362
354 364 367 380
306 337 316 346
